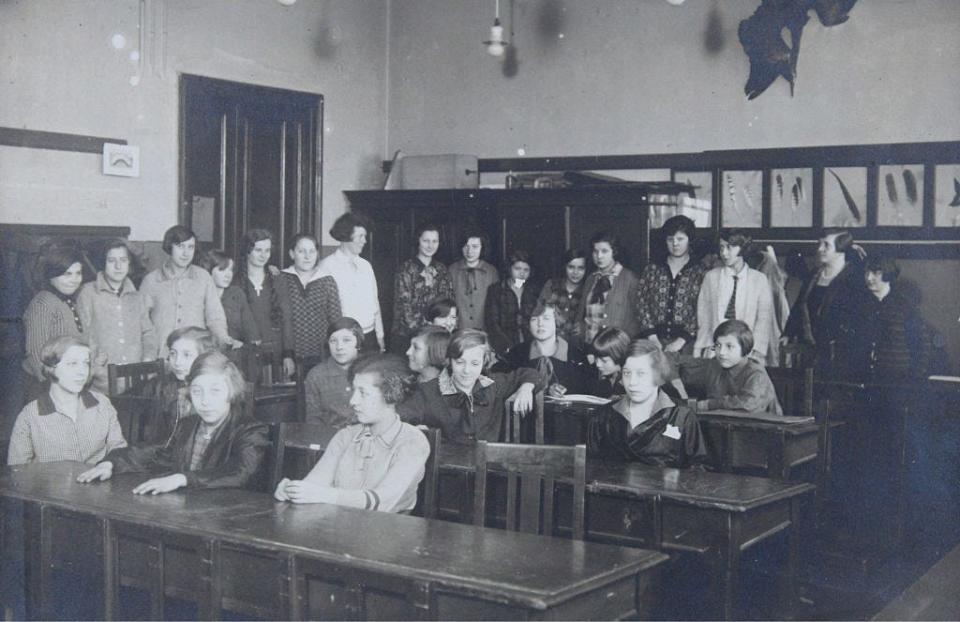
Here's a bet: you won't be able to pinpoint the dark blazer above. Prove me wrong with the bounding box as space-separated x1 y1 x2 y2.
484 280 539 354
105 406 269 489
498 338 591 394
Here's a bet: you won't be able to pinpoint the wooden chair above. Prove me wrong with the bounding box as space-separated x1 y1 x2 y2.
271 422 336 489
412 427 441 519
506 390 545 444
106 360 164 443
295 354 326 423
473 441 587 540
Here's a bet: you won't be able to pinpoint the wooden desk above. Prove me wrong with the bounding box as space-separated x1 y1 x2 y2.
436 442 814 620
873 543 960 621
0 462 667 621
543 399 819 480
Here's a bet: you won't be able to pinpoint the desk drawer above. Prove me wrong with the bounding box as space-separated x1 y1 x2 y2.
660 504 723 554
583 492 656 548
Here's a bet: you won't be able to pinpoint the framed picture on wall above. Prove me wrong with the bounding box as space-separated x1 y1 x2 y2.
671 170 713 227
770 168 813 227
933 164 960 227
877 164 924 226
823 166 867 228
720 169 762 228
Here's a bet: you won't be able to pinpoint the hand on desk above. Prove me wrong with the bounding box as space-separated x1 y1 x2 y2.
274 478 336 504
547 383 567 399
77 461 114 483
132 474 188 495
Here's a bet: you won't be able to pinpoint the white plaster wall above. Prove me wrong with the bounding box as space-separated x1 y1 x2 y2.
386 0 960 158
0 0 388 244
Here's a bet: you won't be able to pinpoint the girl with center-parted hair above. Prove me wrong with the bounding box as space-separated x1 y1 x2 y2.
392 223 455 351
536 248 588 342
238 228 296 379
575 231 641 346
142 326 219 446
587 339 707 468
398 329 544 444
77 351 270 494
8 335 126 465
279 233 343 359
140 225 229 358
77 238 157 393
484 249 539 355
275 354 430 513
21 239 89 401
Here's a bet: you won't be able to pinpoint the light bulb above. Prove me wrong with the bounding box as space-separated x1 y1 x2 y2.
486 22 506 57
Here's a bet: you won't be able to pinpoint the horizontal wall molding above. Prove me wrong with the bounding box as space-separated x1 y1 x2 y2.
0 127 126 154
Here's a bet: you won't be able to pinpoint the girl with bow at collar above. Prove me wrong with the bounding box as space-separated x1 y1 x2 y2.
574 232 641 347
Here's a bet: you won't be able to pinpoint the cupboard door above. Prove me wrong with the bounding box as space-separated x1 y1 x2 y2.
353 206 406 339
569 203 649 271
495 204 567 281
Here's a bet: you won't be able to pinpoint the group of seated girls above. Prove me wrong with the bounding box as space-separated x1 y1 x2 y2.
8 306 780 512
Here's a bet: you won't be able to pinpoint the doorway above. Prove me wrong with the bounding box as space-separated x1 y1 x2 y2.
179 74 323 260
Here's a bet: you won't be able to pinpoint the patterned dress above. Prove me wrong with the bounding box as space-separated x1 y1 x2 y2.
280 269 342 359
635 260 705 346
392 257 454 338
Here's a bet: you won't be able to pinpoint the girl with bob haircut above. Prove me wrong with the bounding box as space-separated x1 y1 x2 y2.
237 228 295 379
588 327 632 398
201 248 260 350
398 329 543 444
78 351 270 494
304 317 366 432
406 325 452 384
140 225 229 358
392 223 455 351
636 215 706 355
588 339 707 468
275 354 431 513
485 249 539 354
279 233 343 359
536 248 588 341
78 239 157 392
142 326 219 446
499 302 590 397
22 239 89 400
9 335 127 465
575 231 641 345
425 297 459 333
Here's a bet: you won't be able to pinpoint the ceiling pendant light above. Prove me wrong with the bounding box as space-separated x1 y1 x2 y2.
483 0 507 58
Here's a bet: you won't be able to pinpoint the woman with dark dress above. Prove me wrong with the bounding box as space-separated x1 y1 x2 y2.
588 339 707 468
279 233 342 359
237 229 295 380
485 250 539 354
78 351 269 493
536 249 587 342
392 223 454 352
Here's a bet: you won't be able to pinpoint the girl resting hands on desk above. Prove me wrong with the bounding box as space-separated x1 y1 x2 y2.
77 351 269 494
275 354 430 513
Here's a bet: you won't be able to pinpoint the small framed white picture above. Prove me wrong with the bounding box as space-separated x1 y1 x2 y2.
103 143 140 177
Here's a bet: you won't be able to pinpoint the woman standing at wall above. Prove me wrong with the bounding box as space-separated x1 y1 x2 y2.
484 250 538 355
575 232 641 345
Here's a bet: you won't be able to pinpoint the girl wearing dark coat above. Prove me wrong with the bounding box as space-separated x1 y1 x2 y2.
78 351 269 492
485 251 539 354
588 340 707 468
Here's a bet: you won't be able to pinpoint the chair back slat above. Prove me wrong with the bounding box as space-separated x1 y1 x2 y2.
295 355 326 423
473 441 587 540
505 391 545 444
107 361 165 443
272 422 337 489
413 427 441 519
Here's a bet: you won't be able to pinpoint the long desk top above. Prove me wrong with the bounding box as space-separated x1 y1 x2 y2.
873 542 960 621
439 443 814 513
0 461 667 611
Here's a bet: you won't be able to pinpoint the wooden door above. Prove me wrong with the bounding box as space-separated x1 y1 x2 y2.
179 75 322 260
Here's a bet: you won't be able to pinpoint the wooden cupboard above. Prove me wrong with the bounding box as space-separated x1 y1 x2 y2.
344 183 689 345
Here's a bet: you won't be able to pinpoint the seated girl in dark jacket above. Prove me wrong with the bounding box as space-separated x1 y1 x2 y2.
77 351 269 493
399 329 543 444
498 303 590 397
588 339 707 468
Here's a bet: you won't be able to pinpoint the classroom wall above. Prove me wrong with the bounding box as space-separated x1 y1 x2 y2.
0 0 388 245
384 0 960 370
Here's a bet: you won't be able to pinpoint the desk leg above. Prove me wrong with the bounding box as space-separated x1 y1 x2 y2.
101 519 116 621
767 431 788 480
717 514 742 621
22 503 43 620
199 539 221 621
779 496 801 620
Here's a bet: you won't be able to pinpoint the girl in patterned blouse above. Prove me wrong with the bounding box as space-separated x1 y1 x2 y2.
279 234 343 359
536 248 587 341
392 223 454 351
275 354 430 513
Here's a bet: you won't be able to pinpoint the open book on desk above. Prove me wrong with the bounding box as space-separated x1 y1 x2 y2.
545 394 612 406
